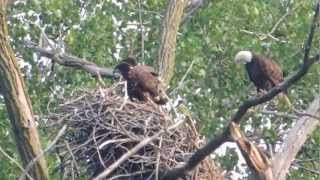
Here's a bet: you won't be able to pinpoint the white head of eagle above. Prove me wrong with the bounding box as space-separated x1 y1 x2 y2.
234 51 253 64
233 50 292 109
233 50 285 93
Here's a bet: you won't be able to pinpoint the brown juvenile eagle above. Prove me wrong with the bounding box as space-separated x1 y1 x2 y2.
114 57 168 105
234 51 291 107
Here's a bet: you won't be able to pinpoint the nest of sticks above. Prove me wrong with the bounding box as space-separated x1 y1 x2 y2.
47 84 222 180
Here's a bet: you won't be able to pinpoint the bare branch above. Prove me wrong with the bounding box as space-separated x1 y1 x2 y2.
229 122 273 180
24 41 117 79
272 96 320 180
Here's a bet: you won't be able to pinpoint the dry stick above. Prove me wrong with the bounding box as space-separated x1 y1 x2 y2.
24 41 116 79
19 125 67 180
93 124 106 169
293 108 320 121
161 2 320 179
64 140 80 176
93 119 186 180
155 136 163 180
108 170 153 180
0 146 34 180
170 59 195 95
259 110 298 119
291 164 320 175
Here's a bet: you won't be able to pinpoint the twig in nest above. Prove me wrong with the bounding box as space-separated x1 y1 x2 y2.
93 119 187 180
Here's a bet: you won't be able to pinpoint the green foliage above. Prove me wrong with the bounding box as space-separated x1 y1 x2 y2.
216 147 239 171
0 0 319 179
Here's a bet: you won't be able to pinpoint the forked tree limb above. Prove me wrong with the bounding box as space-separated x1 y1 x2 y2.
160 2 320 180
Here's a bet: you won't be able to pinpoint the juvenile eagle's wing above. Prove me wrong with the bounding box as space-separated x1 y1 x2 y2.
135 65 159 77
127 80 145 101
128 67 167 104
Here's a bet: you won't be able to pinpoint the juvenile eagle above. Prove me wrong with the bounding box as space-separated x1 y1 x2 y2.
114 57 167 105
234 51 291 107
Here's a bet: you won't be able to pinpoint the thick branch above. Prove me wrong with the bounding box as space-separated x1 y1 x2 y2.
0 4 49 180
161 2 320 179
157 0 188 85
272 96 320 180
24 41 116 79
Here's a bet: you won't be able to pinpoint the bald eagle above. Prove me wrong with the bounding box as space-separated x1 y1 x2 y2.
235 51 291 107
114 57 167 105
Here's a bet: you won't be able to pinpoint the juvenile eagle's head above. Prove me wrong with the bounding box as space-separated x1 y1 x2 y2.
234 51 253 64
122 57 137 66
113 57 139 79
113 62 131 80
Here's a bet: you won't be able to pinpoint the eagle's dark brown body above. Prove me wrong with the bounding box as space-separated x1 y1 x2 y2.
246 53 284 93
114 58 167 105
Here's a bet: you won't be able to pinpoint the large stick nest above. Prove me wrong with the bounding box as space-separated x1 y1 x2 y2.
47 84 222 180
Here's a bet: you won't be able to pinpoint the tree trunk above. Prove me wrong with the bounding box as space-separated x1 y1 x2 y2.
0 3 49 180
157 0 188 86
271 96 320 180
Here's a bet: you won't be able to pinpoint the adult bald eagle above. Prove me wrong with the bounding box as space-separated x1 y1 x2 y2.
234 51 291 107
114 57 167 105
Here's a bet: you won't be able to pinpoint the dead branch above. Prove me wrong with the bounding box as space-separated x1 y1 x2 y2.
229 122 273 180
23 41 116 79
160 2 320 179
271 96 320 180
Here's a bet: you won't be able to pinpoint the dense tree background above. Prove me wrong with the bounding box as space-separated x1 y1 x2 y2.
0 0 319 179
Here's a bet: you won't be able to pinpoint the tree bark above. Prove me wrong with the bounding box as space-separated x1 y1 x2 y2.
24 41 116 79
0 3 49 180
157 0 188 86
271 96 320 180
